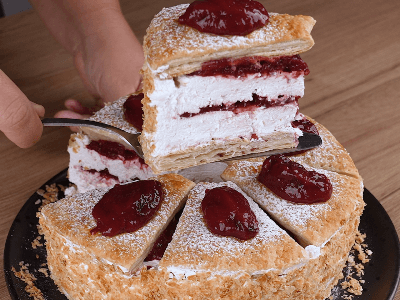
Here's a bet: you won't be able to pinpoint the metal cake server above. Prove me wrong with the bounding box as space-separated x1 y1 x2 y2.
41 118 322 162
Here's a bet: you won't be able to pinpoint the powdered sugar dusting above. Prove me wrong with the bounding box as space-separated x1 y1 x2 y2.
160 181 306 274
89 96 139 134
40 176 189 271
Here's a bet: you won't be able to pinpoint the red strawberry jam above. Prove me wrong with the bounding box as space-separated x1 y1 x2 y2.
145 211 182 261
123 93 144 132
190 55 310 78
258 155 332 204
85 168 119 181
178 0 269 36
91 180 164 237
181 95 299 118
291 118 319 135
287 118 320 156
86 140 145 164
201 186 259 240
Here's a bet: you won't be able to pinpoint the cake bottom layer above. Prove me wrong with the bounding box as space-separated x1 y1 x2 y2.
142 129 299 174
42 213 360 300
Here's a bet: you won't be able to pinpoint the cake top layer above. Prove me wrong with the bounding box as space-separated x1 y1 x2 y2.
39 174 195 272
143 4 315 78
159 181 307 275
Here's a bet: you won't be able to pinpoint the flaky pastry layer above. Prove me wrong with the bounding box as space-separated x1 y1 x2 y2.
143 5 315 78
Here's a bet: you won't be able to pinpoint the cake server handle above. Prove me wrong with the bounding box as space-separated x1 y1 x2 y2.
41 118 144 159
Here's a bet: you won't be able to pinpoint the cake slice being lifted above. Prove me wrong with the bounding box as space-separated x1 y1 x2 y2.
140 1 316 173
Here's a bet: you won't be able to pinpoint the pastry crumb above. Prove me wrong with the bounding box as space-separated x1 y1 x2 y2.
12 262 45 300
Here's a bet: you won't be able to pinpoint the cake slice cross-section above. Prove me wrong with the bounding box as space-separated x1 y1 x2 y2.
140 4 316 173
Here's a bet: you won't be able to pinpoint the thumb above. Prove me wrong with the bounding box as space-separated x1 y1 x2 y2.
0 70 45 148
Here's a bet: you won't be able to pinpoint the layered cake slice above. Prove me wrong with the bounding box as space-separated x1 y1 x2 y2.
140 2 316 173
159 181 309 277
68 93 155 193
39 174 195 284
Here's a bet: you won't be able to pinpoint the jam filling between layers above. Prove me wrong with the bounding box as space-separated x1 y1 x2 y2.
123 93 144 132
86 139 146 165
201 186 259 240
178 0 269 36
91 180 164 237
180 95 299 118
189 55 309 78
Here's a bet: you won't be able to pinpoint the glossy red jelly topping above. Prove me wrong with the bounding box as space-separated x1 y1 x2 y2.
258 155 332 204
180 95 299 118
85 168 119 181
86 140 145 164
145 211 181 261
178 0 269 36
123 93 144 131
91 180 164 237
190 55 309 78
291 118 319 135
201 186 259 240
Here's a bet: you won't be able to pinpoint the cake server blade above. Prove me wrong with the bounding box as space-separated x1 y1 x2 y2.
41 118 144 158
220 132 322 162
42 118 322 163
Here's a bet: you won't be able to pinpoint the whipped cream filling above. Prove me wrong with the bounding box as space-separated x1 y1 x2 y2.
68 134 153 192
144 103 301 157
150 73 305 116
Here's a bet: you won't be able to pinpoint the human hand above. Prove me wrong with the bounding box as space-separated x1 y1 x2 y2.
56 9 144 120
30 0 144 121
0 70 45 148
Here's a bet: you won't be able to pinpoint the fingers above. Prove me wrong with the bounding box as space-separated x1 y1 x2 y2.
0 70 45 148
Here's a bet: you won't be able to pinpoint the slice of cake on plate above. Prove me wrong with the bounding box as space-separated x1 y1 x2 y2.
140 3 316 173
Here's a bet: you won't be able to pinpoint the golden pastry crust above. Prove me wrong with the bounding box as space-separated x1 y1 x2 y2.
159 181 307 274
221 161 364 247
143 4 315 78
39 174 195 272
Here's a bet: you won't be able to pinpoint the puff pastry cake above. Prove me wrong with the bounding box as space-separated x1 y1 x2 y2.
40 116 365 299
140 3 316 173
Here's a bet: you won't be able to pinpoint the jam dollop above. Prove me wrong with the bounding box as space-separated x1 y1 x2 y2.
91 180 164 237
190 55 310 78
258 155 332 204
123 93 144 131
86 139 144 164
291 118 319 135
201 186 259 240
178 0 269 36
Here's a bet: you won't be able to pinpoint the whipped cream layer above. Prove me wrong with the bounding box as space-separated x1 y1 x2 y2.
150 72 305 115
68 134 153 192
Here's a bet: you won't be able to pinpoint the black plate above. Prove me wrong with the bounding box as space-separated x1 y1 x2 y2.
4 169 400 299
